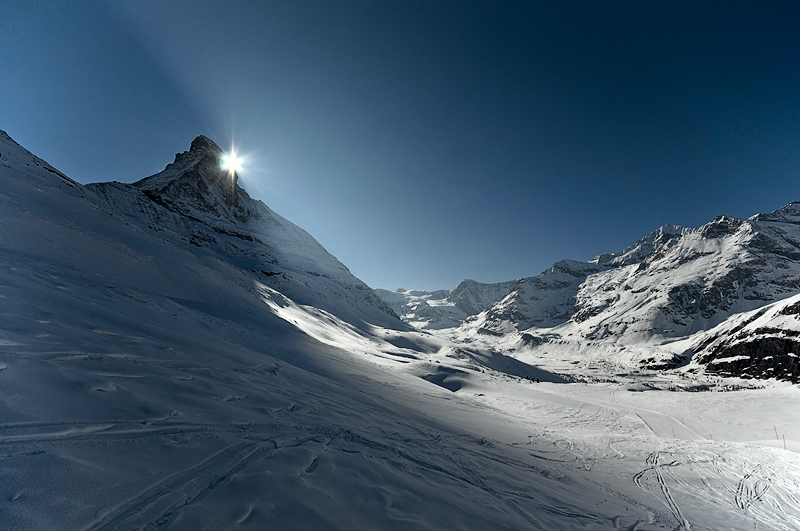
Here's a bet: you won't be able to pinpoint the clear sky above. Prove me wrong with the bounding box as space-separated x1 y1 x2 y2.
2 1 799 291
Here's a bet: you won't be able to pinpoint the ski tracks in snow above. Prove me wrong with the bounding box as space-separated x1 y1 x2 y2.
633 451 691 530
732 462 800 530
630 445 800 531
0 420 204 446
85 439 278 531
735 465 772 514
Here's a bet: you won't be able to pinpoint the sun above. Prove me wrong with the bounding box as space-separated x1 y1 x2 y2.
221 151 243 173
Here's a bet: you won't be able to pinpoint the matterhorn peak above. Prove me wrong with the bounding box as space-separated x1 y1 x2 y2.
132 135 256 224
189 135 224 155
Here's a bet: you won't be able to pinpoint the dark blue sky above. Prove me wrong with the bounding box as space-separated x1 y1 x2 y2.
2 1 799 290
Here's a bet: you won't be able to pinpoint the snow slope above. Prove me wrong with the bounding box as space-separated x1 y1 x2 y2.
1 129 800 530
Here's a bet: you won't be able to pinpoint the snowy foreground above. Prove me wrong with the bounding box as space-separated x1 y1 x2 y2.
1 132 799 530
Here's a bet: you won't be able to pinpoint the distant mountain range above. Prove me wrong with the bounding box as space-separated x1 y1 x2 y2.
377 202 800 383
374 279 516 330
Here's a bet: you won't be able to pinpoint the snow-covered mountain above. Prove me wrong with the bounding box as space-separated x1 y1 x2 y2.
374 203 800 383
468 260 611 334
430 206 800 382
85 134 403 331
373 288 463 329
3 129 800 530
476 212 800 337
374 279 515 329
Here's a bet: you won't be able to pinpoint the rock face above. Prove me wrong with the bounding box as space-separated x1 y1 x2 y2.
82 135 404 330
690 293 800 383
133 135 246 222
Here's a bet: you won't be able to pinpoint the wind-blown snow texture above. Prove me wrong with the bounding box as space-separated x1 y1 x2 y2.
2 130 800 530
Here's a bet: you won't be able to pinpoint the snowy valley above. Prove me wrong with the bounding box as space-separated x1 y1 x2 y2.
380 205 800 384
1 130 799 530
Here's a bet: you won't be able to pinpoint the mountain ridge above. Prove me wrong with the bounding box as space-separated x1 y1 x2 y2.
377 202 800 383
3 131 404 331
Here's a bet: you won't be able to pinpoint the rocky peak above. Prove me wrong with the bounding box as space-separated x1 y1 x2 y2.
699 215 745 239
750 201 800 225
590 224 684 267
447 279 517 316
189 135 224 155
133 136 256 224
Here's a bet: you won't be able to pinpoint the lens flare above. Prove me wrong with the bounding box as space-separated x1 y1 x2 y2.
221 152 243 172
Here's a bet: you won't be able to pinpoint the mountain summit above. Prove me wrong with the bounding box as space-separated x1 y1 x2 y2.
133 135 249 223
82 135 403 330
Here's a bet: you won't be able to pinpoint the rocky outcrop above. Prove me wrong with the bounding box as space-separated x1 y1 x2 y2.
687 293 800 383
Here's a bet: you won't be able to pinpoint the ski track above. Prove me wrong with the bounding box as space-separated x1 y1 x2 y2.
518 384 800 530
577 392 705 441
85 440 277 531
735 466 772 514
0 412 655 531
627 445 800 531
0 422 206 445
633 451 690 530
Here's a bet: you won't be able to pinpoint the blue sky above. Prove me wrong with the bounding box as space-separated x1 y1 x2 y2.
2 1 799 290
